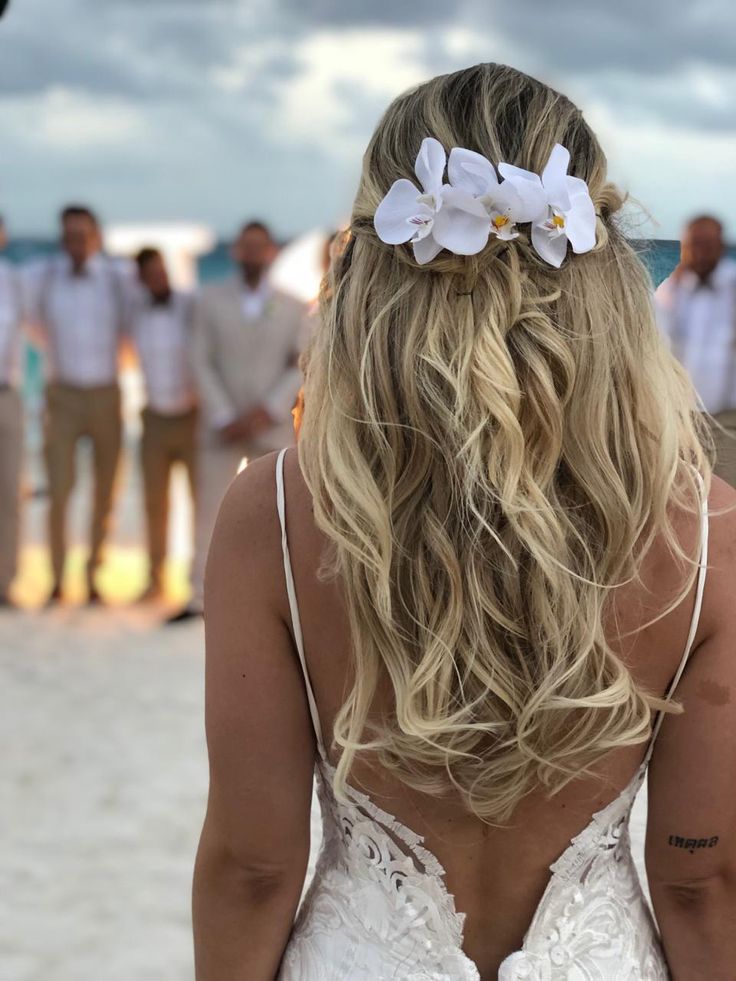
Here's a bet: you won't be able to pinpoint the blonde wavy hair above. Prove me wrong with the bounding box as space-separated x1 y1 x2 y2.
298 63 713 823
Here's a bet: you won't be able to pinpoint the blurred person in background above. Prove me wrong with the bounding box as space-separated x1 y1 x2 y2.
182 220 308 623
0 215 23 608
656 215 736 486
24 205 128 604
131 247 198 604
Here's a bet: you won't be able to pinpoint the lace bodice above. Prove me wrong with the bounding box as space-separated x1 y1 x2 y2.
274 450 709 980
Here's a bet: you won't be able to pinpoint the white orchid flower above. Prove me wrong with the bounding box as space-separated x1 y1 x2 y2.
375 138 508 264
430 184 493 255
498 144 597 268
373 137 449 265
448 147 547 242
375 139 597 269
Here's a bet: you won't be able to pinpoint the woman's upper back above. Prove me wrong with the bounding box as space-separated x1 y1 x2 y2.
271 446 736 975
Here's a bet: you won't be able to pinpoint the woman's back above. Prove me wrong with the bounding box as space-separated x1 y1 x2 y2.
193 62 736 981
273 448 723 978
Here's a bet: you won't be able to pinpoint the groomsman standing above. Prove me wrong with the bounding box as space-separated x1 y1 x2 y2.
183 221 308 621
25 206 128 604
0 216 23 608
656 215 736 486
130 248 198 602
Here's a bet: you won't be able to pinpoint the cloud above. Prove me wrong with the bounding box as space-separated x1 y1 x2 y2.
0 0 734 237
583 100 736 236
263 30 428 152
278 0 452 28
2 0 734 133
0 24 149 98
490 0 736 77
3 0 736 119
4 89 150 150
0 0 248 99
282 0 736 77
570 66 736 134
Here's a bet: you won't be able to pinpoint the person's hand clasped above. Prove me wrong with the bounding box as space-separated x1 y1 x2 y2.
242 405 275 437
217 406 274 444
217 419 248 444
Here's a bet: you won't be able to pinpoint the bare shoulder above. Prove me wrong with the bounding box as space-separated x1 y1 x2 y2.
219 450 281 515
205 452 286 612
699 474 736 638
705 473 736 545
213 446 310 549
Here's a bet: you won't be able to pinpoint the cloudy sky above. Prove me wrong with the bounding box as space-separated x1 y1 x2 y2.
1 0 735 239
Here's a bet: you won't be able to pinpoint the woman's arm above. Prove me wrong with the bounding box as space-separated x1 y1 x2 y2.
646 477 736 980
192 453 317 981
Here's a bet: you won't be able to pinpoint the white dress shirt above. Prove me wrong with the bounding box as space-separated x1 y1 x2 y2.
23 252 127 387
655 257 736 414
131 290 198 416
241 278 271 322
0 258 21 386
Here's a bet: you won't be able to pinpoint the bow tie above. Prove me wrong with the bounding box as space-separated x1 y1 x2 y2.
693 273 717 291
150 293 172 307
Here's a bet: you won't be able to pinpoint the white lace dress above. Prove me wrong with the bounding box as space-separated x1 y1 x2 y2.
273 450 709 980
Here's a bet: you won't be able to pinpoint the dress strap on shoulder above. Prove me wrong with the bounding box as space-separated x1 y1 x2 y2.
644 471 710 764
275 448 327 761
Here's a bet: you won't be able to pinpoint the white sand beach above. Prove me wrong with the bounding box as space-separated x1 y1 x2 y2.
1 440 650 981
1 609 207 981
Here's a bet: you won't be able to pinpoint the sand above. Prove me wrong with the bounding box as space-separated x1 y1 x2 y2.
2 609 207 981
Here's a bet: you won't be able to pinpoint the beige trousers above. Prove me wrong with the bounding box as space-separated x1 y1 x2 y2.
140 406 198 588
0 387 23 596
43 382 122 585
709 409 736 489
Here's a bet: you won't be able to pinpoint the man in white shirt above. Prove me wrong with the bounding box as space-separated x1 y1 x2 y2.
656 215 736 486
0 216 23 607
130 247 198 602
184 221 308 620
24 205 128 603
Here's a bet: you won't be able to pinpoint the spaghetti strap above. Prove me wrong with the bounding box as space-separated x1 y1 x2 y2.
275 448 327 761
644 471 710 765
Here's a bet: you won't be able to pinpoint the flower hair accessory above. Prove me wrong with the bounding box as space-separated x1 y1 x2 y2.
373 138 597 268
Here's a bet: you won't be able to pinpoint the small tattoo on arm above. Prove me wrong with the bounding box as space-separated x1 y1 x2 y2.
668 835 720 854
